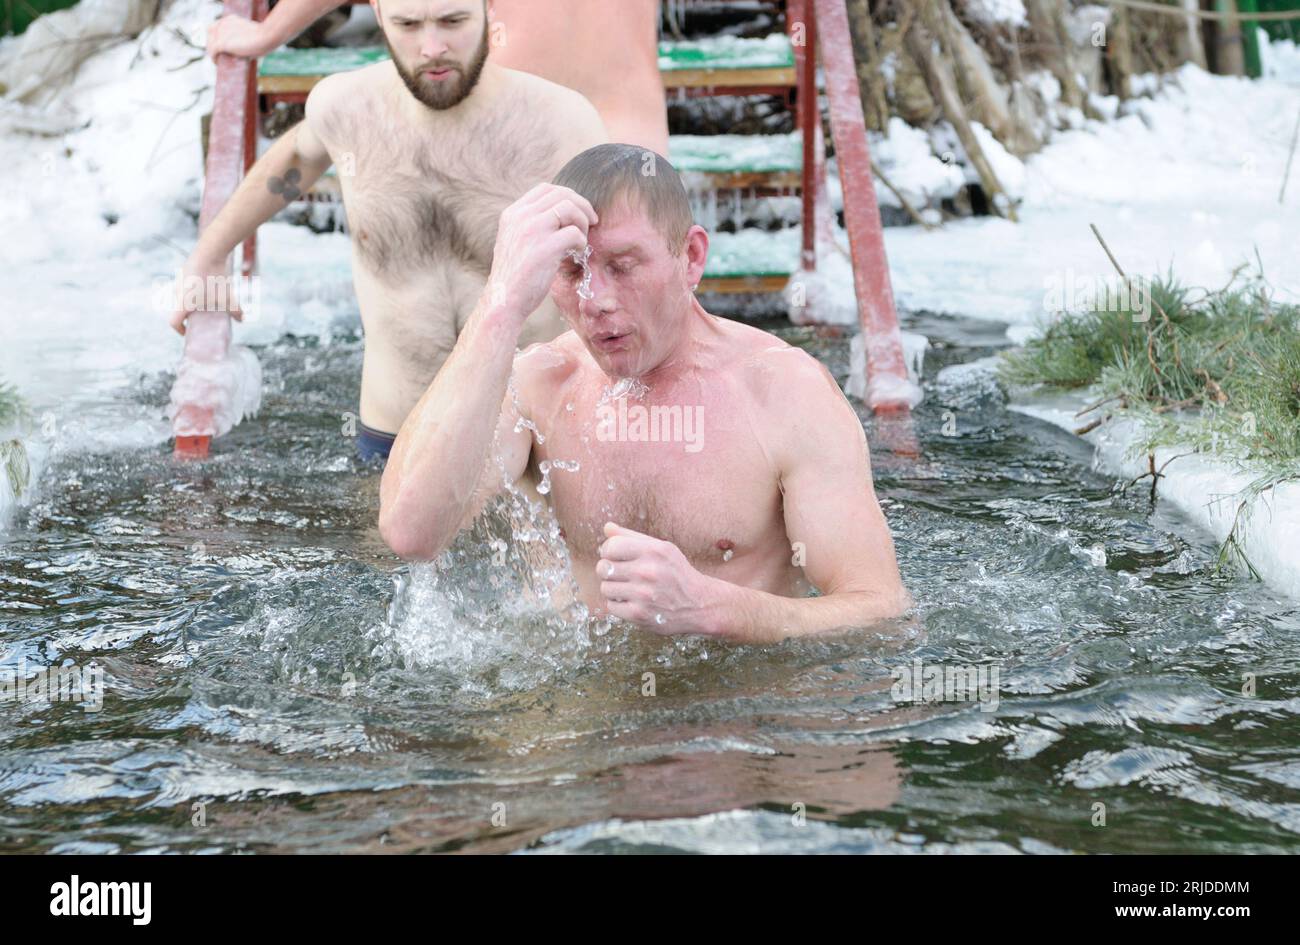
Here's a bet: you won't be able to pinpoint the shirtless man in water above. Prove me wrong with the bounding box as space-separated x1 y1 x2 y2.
176 0 607 458
379 145 911 644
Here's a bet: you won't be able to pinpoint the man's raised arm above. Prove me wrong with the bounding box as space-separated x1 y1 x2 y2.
170 80 338 334
378 184 598 560
207 0 347 62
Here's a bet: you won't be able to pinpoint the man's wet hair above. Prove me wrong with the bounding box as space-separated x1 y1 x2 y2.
552 144 695 254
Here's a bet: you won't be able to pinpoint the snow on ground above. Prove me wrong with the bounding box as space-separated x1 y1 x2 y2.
1259 27 1300 85
964 0 1028 29
882 62 1300 333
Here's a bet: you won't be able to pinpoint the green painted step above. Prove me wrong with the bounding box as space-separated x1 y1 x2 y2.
669 133 801 174
657 34 794 71
259 35 794 78
702 229 798 278
285 185 797 278
259 45 389 76
316 135 801 183
2 0 78 37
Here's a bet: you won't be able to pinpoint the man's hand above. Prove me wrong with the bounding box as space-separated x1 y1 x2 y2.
170 256 242 335
207 15 272 61
486 184 597 322
597 522 728 637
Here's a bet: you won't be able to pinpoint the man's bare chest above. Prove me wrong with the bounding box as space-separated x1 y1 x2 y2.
532 390 784 566
334 109 560 280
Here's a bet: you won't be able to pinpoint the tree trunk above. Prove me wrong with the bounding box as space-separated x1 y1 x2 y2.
905 0 1017 221
1107 5 1134 99
1025 0 1098 117
1213 0 1246 76
1179 0 1208 69
846 0 890 133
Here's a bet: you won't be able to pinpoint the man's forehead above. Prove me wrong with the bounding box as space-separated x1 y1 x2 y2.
586 201 661 253
376 0 481 19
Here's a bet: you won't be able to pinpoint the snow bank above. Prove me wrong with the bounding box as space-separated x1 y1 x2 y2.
870 117 966 210
884 60 1300 327
1009 384 1300 601
1259 27 1300 86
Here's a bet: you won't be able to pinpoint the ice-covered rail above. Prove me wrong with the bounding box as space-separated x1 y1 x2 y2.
169 0 267 460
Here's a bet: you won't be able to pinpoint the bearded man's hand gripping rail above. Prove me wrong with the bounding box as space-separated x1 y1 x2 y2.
378 183 597 558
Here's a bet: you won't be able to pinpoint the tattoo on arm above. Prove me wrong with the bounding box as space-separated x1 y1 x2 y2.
267 166 303 202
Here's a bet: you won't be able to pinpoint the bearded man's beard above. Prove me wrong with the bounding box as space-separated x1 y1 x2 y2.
386 20 490 110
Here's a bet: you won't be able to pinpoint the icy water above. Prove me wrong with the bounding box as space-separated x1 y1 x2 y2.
2 318 1299 854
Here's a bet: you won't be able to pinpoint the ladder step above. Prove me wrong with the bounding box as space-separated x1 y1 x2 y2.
258 35 795 95
701 227 798 286
670 132 801 173
305 132 802 190
658 34 795 89
258 45 388 93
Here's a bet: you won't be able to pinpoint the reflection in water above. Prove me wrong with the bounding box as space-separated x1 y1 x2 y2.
2 325 1299 853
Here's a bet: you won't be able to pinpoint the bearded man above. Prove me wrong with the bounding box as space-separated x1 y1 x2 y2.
177 0 608 460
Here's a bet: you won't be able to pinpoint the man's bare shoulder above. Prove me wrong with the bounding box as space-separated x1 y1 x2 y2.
513 331 587 401
713 319 826 391
717 318 861 440
305 62 396 140
497 67 607 141
499 66 591 111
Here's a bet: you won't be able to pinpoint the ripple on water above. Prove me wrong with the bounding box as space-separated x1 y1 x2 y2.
2 330 1299 852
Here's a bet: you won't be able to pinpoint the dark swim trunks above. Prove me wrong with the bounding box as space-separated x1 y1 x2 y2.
356 419 397 462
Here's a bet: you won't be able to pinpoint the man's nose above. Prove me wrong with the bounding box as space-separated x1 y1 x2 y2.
578 268 616 319
419 29 450 60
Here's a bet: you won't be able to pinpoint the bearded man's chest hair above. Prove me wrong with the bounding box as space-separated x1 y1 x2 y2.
333 100 562 282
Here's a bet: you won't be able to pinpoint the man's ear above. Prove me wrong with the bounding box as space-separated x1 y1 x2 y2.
683 224 709 288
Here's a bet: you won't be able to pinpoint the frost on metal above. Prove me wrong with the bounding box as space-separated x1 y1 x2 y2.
167 314 262 439
846 330 926 410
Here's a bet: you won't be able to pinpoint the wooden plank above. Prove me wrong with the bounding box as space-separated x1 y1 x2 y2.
258 74 324 95
662 66 796 88
698 275 791 293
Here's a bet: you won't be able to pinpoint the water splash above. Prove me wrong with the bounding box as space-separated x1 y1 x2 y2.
537 458 580 496
507 374 545 444
568 244 594 300
597 375 650 407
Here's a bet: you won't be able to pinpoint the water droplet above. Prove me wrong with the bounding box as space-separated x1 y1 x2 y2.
655 613 665 625
568 244 594 300
597 375 650 407
722 548 734 562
